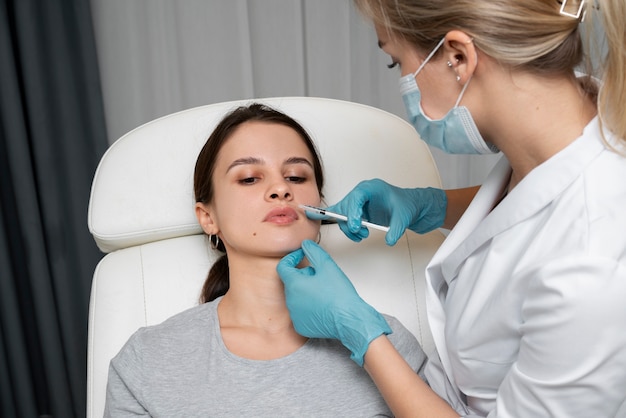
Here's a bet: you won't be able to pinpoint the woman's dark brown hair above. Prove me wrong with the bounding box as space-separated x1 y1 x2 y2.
194 103 324 303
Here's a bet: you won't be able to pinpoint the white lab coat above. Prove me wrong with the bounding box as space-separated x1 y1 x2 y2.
424 117 626 417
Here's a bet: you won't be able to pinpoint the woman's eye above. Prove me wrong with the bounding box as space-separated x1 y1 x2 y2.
286 176 306 184
387 61 399 69
239 177 258 185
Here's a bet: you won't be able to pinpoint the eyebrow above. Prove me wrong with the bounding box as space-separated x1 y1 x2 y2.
227 157 262 172
377 40 385 49
226 156 313 172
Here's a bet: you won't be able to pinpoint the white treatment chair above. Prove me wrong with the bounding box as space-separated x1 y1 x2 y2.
86 97 445 418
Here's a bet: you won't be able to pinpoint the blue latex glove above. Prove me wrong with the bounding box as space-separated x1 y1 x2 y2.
325 179 447 246
277 240 392 366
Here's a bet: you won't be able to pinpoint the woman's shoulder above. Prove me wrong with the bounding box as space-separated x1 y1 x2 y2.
381 313 420 337
381 313 408 333
118 301 218 358
148 301 215 334
108 300 223 400
380 313 428 376
382 314 421 351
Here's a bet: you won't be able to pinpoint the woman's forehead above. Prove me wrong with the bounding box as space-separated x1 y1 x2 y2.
217 122 313 167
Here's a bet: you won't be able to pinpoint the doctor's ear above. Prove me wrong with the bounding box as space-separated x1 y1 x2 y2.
443 30 478 85
195 202 219 235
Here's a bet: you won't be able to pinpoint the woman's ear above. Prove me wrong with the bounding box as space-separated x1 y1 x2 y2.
443 30 478 85
195 202 219 235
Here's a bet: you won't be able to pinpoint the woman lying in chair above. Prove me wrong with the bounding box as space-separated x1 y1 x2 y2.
104 103 426 417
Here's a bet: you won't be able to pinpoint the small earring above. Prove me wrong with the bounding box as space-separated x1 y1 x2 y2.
456 75 461 82
446 61 453 68
209 234 221 250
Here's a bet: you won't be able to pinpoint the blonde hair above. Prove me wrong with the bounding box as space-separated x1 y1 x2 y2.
596 0 626 147
354 0 626 145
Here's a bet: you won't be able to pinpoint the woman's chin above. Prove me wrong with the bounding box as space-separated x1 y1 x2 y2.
271 235 318 256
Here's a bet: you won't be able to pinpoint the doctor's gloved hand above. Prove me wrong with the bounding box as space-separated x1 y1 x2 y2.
326 179 447 246
277 240 391 366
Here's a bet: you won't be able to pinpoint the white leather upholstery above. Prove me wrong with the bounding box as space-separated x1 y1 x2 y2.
87 97 444 418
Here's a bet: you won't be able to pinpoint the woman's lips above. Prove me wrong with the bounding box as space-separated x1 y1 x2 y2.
264 206 299 224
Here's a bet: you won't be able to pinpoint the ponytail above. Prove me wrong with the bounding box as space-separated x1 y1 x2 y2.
596 0 626 145
200 253 229 303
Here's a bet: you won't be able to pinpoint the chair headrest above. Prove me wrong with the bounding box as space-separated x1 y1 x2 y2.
88 97 440 253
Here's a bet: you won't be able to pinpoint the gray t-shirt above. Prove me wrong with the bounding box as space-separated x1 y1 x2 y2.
104 297 426 417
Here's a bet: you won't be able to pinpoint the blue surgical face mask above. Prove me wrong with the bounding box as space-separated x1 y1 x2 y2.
399 38 498 154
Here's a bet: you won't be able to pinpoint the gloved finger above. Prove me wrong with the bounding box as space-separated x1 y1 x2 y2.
297 266 316 276
327 194 367 234
277 248 306 283
301 240 359 295
385 223 404 246
336 221 368 242
300 239 333 267
280 248 305 267
323 199 369 241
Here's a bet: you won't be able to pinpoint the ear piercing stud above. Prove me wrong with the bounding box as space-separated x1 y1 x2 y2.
447 60 462 82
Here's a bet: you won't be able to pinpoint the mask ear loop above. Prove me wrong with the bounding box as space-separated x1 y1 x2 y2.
454 76 472 107
413 37 446 77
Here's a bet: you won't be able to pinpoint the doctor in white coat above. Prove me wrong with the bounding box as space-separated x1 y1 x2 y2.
277 0 626 417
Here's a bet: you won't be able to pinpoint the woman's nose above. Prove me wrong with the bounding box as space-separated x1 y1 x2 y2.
267 180 292 200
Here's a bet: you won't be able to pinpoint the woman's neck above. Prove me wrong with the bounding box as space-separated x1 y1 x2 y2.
216 255 307 360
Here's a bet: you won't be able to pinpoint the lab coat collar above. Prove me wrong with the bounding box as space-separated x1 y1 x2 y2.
439 116 606 283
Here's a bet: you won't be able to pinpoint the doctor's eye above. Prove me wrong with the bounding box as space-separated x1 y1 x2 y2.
387 61 399 69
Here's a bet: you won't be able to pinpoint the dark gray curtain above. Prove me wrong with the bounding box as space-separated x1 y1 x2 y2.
0 0 108 416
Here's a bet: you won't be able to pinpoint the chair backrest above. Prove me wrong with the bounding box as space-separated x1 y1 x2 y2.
87 97 445 418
